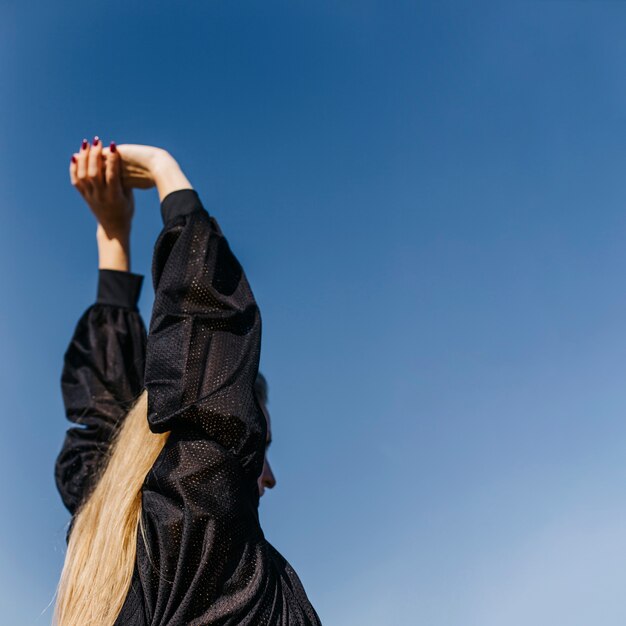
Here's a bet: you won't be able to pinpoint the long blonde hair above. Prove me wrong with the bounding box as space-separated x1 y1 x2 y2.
53 390 170 626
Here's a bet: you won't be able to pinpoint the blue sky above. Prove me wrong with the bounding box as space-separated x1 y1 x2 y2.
2 1 626 624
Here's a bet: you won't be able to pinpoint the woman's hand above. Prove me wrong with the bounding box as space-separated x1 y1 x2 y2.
69 138 193 270
115 144 193 201
112 144 162 190
70 137 133 271
70 137 134 237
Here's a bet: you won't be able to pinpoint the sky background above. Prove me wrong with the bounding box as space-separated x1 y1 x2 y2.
1 1 626 624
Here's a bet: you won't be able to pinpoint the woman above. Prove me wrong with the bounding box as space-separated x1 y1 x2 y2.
54 139 321 625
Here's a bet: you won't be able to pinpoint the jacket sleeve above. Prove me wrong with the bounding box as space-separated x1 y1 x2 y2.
136 189 269 624
55 270 147 515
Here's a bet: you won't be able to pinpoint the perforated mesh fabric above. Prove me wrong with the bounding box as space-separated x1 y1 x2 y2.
56 190 321 625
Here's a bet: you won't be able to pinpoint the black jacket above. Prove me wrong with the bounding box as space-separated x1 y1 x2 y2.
55 189 321 625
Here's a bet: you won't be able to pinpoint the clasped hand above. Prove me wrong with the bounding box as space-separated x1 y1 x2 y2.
69 136 192 271
69 138 173 235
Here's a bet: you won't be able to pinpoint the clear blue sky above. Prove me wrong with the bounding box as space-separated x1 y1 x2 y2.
2 1 626 624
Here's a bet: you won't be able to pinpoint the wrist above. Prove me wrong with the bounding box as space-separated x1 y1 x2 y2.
150 152 193 201
96 225 131 271
149 150 178 182
96 221 131 242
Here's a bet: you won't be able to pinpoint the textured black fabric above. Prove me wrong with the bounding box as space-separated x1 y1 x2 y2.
97 269 144 309
55 189 321 625
55 280 147 516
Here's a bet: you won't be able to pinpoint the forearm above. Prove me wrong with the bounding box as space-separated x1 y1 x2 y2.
96 224 131 271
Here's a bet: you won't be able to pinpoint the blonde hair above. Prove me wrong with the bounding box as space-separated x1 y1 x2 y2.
53 390 170 626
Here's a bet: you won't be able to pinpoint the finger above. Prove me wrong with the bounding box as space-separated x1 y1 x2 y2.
69 154 79 186
105 142 122 192
87 136 103 182
76 138 91 191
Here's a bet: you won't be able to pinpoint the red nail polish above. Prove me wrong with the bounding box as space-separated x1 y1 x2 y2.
110 142 117 153
81 139 88 150
71 155 77 164
92 136 99 146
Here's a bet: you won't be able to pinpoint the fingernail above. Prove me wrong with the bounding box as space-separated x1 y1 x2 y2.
110 142 117 153
81 139 88 150
71 155 77 164
92 136 100 146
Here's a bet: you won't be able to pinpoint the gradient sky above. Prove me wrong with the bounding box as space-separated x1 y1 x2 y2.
2 1 626 624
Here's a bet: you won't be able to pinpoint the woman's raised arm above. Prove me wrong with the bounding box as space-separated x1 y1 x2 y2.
56 138 147 516
114 147 275 624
